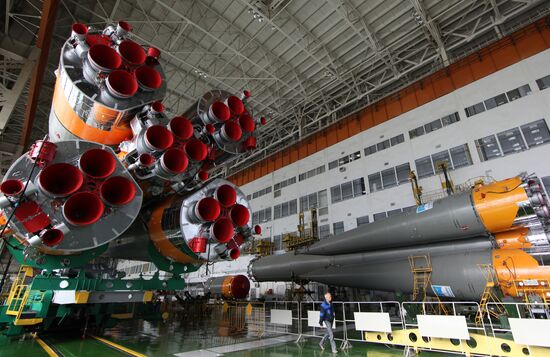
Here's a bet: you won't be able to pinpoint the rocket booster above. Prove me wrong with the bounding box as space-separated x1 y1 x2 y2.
250 175 550 301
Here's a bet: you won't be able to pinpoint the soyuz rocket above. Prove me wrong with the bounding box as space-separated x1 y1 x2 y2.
250 176 550 301
0 21 264 276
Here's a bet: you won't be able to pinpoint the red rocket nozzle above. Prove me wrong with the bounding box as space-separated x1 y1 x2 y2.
106 70 138 98
100 176 136 206
145 125 174 151
184 138 208 162
229 248 241 260
72 23 88 39
169 116 194 141
88 44 122 72
40 228 64 247
243 136 257 151
63 192 104 226
79 148 117 179
215 184 237 208
189 237 208 253
151 101 164 113
239 114 255 133
205 124 215 134
160 148 188 174
260 117 267 125
139 153 155 167
211 217 233 243
243 90 251 98
118 20 132 32
198 170 209 181
147 47 161 59
230 204 250 227
209 102 231 122
195 197 221 221
230 274 250 298
222 121 242 142
254 225 262 234
136 66 162 91
1 179 24 196
39 163 83 197
119 40 146 66
226 96 244 115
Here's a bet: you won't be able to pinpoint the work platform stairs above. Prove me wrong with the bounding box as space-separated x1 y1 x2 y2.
408 255 449 315
5 266 42 326
475 264 505 325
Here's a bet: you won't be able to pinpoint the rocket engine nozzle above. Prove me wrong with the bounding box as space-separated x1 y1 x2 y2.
100 176 137 206
79 148 117 179
38 163 83 197
226 96 244 115
230 204 250 227
169 116 194 141
136 66 163 91
208 102 231 122
215 184 237 208
1 179 25 197
144 125 174 151
184 139 208 162
192 197 221 222
118 40 146 66
106 70 138 98
88 44 122 72
63 192 104 226
210 217 233 243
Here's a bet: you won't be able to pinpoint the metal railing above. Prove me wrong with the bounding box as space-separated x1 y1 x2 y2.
213 299 550 356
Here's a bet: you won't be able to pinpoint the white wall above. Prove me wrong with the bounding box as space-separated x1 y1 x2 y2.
242 48 550 243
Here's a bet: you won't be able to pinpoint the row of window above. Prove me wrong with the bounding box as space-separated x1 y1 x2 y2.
364 133 405 156
328 151 361 170
273 199 298 220
299 189 328 213
465 84 531 117
415 143 473 179
274 176 296 191
299 165 326 182
367 163 410 193
250 186 272 200
476 119 550 161
409 112 460 139
330 178 366 203
252 207 272 225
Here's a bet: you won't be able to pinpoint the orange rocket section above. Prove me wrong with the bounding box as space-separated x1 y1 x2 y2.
472 177 529 233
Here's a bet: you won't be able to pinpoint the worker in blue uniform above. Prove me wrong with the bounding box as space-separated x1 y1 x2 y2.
319 292 338 353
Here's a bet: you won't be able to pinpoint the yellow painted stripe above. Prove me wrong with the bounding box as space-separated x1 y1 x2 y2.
91 335 147 357
33 334 59 357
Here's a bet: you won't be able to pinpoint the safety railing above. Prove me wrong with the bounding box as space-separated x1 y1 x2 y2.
222 299 550 356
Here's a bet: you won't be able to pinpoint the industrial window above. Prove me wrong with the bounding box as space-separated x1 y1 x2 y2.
319 224 331 239
387 208 402 217
300 189 327 212
497 127 526 155
252 186 272 199
330 152 361 170
390 134 405 146
331 178 366 203
333 221 345 235
272 235 282 251
377 140 391 151
368 172 383 193
356 215 370 226
484 93 508 110
273 199 297 220
246 194 251 200
506 84 531 102
331 185 342 203
252 207 272 225
449 144 472 169
373 212 387 221
381 168 397 188
424 119 442 133
364 144 377 156
476 134 502 161
521 119 550 147
299 165 325 182
396 163 411 183
274 177 295 191
441 112 460 126
409 126 425 139
431 150 453 171
536 74 550 90
318 207 329 216
274 190 281 198
415 156 434 178
465 102 485 117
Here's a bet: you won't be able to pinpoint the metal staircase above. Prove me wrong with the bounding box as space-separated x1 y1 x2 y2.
5 265 42 326
409 255 449 315
475 264 505 325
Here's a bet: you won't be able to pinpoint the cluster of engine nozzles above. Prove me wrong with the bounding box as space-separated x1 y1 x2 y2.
186 184 256 260
525 179 550 218
0 145 137 248
71 21 163 99
130 108 210 181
